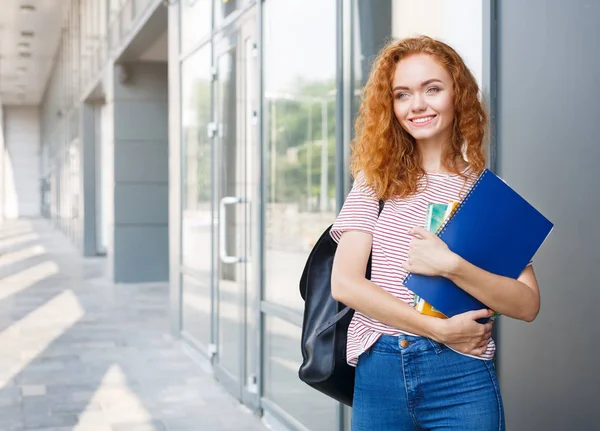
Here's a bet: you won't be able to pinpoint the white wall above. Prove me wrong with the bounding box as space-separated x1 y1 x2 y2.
2 106 41 218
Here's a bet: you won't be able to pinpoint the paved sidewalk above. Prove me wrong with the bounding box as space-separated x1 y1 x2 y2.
0 219 267 431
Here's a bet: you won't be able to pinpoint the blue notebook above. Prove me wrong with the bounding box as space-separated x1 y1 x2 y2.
403 169 554 319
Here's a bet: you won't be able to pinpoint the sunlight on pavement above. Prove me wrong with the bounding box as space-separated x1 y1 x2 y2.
76 364 153 428
0 225 35 241
0 260 59 301
0 289 84 389
0 232 40 250
0 244 46 267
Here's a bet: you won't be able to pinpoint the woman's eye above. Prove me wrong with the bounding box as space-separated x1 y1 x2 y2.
395 92 409 99
427 87 441 94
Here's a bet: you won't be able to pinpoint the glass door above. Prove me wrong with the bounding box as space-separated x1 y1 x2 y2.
212 9 259 410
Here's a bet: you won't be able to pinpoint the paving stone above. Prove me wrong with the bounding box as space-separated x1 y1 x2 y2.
110 420 167 431
0 404 24 430
21 384 47 396
0 220 267 431
0 386 21 407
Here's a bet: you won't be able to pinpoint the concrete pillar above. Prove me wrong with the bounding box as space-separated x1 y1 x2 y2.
111 61 169 283
80 103 97 256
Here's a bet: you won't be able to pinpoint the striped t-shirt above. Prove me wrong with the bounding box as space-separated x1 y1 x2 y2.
330 166 496 366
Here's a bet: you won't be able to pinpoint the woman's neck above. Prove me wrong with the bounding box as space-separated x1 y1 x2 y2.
416 138 467 175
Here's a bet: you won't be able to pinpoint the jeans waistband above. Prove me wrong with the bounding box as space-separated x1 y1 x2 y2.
377 334 444 355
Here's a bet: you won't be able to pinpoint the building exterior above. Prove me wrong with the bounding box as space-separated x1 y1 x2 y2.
0 1 598 430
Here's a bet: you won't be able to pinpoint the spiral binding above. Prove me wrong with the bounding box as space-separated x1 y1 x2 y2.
403 169 489 285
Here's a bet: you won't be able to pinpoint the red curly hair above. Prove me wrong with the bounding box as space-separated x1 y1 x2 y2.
351 36 487 199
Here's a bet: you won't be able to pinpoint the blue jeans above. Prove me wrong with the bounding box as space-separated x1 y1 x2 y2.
352 334 505 431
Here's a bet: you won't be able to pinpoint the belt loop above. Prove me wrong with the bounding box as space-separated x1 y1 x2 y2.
427 338 443 354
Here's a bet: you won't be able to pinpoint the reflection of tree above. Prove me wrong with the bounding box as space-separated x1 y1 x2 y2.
184 77 212 209
185 76 338 217
266 80 336 212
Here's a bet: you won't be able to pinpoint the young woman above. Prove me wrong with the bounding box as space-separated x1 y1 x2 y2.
330 36 540 431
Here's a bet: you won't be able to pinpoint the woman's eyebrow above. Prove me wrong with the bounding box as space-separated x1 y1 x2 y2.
392 78 444 92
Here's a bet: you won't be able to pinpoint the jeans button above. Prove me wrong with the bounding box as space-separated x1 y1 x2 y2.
400 339 409 348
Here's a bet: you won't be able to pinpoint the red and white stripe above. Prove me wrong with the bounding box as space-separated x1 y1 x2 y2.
330 167 496 366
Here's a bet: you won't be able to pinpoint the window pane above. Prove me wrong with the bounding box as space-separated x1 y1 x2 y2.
181 45 212 275
182 274 212 347
263 316 337 431
181 0 212 54
353 0 484 118
263 0 337 312
214 0 251 28
181 44 213 348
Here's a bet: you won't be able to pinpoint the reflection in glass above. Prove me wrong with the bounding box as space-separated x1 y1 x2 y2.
353 0 484 120
182 274 212 347
180 0 212 54
181 44 213 348
264 316 337 431
181 45 212 275
352 0 392 122
214 0 251 27
263 0 337 312
215 48 242 380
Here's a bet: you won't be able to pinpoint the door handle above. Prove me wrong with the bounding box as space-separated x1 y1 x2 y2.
219 196 248 264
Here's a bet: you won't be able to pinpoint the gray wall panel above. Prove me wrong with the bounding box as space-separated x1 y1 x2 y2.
114 140 169 183
112 61 169 283
113 225 170 283
114 183 168 224
114 101 169 141
113 63 170 101
496 1 600 429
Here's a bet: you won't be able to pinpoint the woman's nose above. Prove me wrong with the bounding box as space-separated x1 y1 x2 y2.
411 94 427 112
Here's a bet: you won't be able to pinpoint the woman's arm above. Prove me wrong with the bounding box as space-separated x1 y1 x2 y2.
445 259 539 322
403 227 540 322
332 230 494 355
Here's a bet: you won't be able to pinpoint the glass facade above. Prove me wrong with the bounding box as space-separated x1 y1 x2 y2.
174 0 490 430
174 1 490 430
180 0 212 53
353 0 484 96
41 0 84 243
263 0 338 313
40 0 156 247
263 316 338 430
181 44 213 349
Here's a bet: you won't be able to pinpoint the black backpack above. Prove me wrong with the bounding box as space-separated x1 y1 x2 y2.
298 200 384 406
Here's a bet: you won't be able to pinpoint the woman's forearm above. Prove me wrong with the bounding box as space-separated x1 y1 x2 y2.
332 276 445 341
444 255 539 322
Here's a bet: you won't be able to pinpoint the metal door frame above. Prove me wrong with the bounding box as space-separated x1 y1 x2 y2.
211 6 260 412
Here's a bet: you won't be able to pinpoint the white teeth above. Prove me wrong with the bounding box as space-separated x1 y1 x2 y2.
412 116 435 123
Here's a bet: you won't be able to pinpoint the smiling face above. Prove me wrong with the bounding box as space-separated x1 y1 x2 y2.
392 54 455 146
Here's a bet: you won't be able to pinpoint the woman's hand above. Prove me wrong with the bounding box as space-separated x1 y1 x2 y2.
402 227 458 277
432 309 494 356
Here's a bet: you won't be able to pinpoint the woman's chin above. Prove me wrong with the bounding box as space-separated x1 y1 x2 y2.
410 129 439 142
